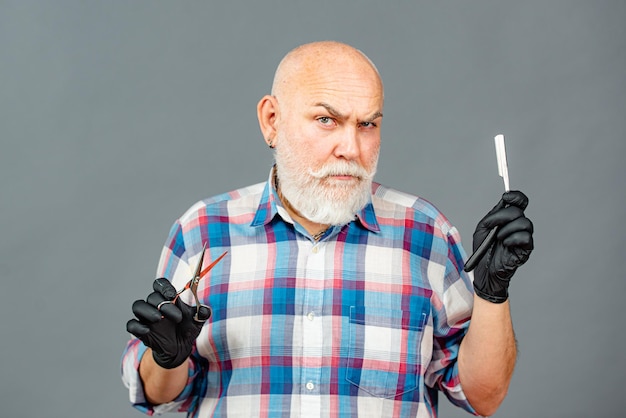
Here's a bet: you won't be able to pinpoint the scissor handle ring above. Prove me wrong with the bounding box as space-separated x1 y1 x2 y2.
193 304 212 322
157 299 210 322
157 300 173 311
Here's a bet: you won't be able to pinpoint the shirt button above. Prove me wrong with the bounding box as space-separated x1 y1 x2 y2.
307 312 315 321
306 381 315 391
312 246 319 254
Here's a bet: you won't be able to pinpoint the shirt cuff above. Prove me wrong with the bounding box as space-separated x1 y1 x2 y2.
438 362 480 416
121 339 198 415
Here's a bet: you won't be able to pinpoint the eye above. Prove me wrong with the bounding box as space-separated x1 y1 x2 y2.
317 116 334 126
359 121 377 129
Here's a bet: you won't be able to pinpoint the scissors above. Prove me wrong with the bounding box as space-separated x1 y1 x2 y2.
160 243 228 321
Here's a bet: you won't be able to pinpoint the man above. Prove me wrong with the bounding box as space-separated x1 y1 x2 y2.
122 41 533 417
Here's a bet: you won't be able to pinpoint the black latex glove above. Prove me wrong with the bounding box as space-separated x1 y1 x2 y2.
472 191 534 303
126 278 211 369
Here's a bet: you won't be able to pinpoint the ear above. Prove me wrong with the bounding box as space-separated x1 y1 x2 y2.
257 95 280 147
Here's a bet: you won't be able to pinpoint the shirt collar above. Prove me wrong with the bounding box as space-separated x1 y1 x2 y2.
250 167 282 227
355 201 380 233
251 167 380 233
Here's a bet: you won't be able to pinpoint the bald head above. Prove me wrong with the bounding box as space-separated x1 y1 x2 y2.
271 41 383 101
256 41 384 158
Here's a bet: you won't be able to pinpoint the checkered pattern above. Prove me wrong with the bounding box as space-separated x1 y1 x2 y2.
122 169 477 417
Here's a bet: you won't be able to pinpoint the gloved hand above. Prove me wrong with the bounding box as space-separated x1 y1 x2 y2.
126 278 211 369
472 191 534 303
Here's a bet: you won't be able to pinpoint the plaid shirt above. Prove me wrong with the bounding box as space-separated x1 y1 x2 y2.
122 169 477 417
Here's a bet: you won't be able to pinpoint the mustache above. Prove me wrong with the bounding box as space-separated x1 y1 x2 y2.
308 161 375 180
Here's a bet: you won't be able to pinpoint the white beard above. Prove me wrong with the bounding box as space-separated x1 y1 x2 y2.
274 144 377 226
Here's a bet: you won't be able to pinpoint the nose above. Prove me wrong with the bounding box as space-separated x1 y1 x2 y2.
333 126 360 161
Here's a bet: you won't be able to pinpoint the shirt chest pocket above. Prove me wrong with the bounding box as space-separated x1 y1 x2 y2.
346 302 429 399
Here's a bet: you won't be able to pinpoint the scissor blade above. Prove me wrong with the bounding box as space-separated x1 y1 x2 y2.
191 242 208 279
199 251 228 279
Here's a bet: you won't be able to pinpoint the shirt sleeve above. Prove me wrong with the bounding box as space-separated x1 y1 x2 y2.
120 338 201 415
120 219 206 415
424 225 479 416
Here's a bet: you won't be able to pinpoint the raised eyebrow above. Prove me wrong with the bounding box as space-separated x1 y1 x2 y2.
314 102 345 119
314 102 383 122
362 111 383 122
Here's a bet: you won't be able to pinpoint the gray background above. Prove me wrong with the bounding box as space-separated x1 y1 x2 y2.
1 1 624 417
